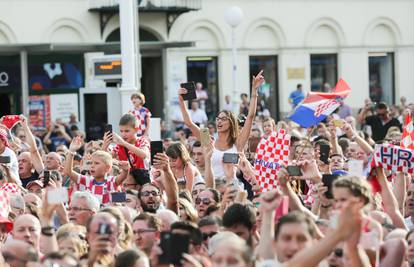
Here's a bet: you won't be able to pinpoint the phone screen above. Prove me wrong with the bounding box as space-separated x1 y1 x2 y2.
200 128 210 146
43 171 50 188
180 82 197 101
223 153 239 164
286 165 302 176
319 144 330 164
104 124 113 134
0 156 11 164
151 141 164 165
111 192 127 203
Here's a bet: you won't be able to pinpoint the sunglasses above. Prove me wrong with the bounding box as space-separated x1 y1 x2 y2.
81 170 90 175
195 197 211 205
141 191 160 197
334 248 343 258
202 231 217 241
215 116 229 122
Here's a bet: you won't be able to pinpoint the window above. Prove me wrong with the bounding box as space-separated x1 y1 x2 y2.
369 53 394 104
310 54 337 92
249 56 279 120
187 57 219 118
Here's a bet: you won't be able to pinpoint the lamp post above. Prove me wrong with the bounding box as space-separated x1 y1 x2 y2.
224 6 244 113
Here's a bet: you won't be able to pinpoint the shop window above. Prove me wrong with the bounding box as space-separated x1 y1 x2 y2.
369 53 394 104
310 54 337 92
249 56 279 120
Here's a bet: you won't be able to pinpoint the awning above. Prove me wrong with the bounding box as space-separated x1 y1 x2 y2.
0 41 195 53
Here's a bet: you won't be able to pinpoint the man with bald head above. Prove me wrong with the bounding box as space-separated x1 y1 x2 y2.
11 214 41 254
18 115 44 188
1 240 39 266
86 212 120 266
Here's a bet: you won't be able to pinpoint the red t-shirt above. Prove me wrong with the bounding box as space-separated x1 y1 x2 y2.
113 137 150 169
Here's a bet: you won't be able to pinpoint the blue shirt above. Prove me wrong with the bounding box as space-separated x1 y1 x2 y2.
289 90 305 107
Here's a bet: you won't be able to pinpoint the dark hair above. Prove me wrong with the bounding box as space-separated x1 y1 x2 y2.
222 203 256 231
406 229 414 240
275 211 316 239
198 216 222 228
166 142 191 164
217 110 239 147
170 221 203 246
241 93 248 98
115 249 147 267
297 84 302 89
203 188 221 203
133 212 161 231
376 102 388 110
119 113 137 128
179 190 193 204
192 141 201 148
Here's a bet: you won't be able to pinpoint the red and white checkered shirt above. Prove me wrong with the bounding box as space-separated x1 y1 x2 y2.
76 174 120 205
129 107 151 136
113 137 150 170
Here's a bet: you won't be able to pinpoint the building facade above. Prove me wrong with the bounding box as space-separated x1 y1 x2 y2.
0 0 413 135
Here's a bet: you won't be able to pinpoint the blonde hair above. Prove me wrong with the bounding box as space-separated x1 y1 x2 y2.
131 92 146 105
56 223 88 257
179 198 199 223
333 175 372 205
91 150 113 167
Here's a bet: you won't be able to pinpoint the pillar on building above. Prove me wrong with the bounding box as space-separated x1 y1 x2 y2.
119 0 141 114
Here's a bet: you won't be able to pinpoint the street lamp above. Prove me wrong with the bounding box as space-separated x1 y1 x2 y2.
224 6 244 113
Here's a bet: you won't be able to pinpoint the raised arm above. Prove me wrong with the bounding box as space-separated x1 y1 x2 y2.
203 142 215 188
376 167 406 229
19 115 44 173
113 133 149 160
178 87 200 140
236 70 264 151
63 137 82 182
154 153 179 214
342 122 373 154
394 173 407 215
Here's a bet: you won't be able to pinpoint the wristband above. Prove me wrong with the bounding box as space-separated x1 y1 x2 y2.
321 204 332 209
41 226 55 236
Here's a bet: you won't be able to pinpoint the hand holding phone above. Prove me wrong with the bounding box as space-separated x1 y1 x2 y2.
159 232 190 265
319 144 330 164
151 141 164 165
180 82 197 101
0 156 11 164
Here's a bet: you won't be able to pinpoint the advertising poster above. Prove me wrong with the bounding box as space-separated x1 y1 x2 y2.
50 94 78 124
29 95 50 131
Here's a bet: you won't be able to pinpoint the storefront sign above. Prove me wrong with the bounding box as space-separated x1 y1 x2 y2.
287 68 305 79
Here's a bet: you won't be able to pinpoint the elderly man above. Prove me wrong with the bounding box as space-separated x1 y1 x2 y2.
68 191 100 226
44 152 62 171
11 214 41 254
1 240 39 266
85 212 120 266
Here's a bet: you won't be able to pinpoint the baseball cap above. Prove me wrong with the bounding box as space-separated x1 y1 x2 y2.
26 180 44 189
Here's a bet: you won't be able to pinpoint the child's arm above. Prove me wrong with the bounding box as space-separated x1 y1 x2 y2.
113 133 149 159
115 161 130 187
144 112 151 136
63 137 82 182
184 165 195 192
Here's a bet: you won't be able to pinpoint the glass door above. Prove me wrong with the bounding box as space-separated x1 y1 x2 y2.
369 53 394 104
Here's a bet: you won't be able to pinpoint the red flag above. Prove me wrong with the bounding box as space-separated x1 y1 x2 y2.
1 115 20 130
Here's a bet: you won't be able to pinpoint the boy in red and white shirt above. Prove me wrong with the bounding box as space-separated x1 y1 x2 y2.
104 113 150 172
65 137 130 205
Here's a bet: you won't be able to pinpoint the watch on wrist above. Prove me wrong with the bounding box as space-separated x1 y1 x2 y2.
41 226 55 236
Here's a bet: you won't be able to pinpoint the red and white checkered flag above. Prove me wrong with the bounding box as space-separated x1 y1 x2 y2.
254 129 290 192
401 113 414 150
0 189 10 219
0 183 21 194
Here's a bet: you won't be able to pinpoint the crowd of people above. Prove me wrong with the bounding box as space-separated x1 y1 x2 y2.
0 70 413 267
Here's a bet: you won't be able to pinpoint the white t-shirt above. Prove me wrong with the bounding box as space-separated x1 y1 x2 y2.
1 147 20 185
189 109 208 125
211 144 237 178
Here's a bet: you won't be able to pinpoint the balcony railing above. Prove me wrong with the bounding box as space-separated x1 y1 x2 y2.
89 0 202 11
